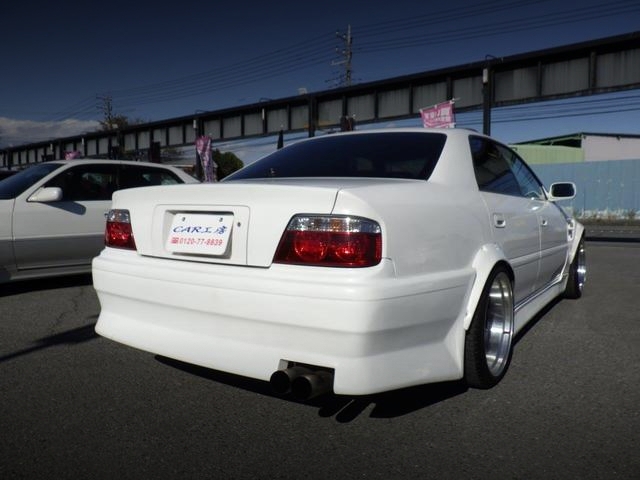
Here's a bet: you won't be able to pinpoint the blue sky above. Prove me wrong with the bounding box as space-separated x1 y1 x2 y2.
2 0 640 162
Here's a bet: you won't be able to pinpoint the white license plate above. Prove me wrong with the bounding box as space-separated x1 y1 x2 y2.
166 213 233 255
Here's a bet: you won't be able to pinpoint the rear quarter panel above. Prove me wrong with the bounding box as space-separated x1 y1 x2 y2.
332 181 490 278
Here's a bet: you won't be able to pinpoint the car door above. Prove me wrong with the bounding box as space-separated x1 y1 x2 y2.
506 152 569 290
470 137 541 304
535 201 569 288
490 145 569 291
12 163 119 270
499 146 569 290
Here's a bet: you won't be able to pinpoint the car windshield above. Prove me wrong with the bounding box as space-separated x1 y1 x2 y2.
225 132 447 181
0 163 63 199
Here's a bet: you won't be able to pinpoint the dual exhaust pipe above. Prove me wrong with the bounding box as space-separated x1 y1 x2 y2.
270 366 333 401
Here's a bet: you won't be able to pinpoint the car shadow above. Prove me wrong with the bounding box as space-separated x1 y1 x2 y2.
155 356 468 422
514 296 562 345
48 201 87 215
153 297 566 421
586 235 640 244
0 273 93 297
0 320 99 364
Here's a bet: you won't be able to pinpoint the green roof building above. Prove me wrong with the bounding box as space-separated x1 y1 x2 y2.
510 132 640 164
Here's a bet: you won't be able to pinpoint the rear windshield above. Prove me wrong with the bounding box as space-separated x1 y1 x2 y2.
0 163 62 199
226 132 447 181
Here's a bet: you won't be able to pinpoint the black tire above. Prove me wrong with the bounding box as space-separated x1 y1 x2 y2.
564 236 586 299
464 266 515 389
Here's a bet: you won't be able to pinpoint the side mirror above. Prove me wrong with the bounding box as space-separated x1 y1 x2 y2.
548 182 576 201
28 187 63 203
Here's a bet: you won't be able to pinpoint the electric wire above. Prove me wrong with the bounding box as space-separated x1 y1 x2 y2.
353 0 551 38
38 0 640 125
109 56 335 108
111 0 552 103
356 1 639 52
109 33 336 97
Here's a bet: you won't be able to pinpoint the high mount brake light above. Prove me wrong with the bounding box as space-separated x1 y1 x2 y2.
105 209 136 250
274 215 382 267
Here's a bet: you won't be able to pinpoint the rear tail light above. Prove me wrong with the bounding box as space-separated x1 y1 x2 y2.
274 215 382 267
105 209 136 250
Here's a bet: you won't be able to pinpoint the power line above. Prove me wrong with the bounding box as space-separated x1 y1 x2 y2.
464 104 640 125
112 53 335 108
110 0 638 108
103 45 335 107
357 1 639 52
353 0 550 38
109 37 336 99
45 0 639 119
454 93 640 126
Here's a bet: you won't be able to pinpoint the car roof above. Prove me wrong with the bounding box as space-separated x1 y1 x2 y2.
289 127 483 144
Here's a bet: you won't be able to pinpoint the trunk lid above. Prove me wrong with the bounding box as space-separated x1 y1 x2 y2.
113 181 345 267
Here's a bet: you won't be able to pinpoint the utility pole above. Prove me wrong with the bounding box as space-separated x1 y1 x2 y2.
332 24 353 87
482 55 501 136
482 66 491 136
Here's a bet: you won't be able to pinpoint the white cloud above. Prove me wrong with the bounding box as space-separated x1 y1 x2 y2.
0 117 100 147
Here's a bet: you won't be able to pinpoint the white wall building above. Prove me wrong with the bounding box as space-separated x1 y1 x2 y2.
514 132 640 162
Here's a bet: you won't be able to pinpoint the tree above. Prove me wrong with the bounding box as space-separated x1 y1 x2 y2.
212 149 244 180
99 114 133 131
98 95 144 131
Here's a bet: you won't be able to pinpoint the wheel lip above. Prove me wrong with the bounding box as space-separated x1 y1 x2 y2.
483 271 514 377
576 241 586 293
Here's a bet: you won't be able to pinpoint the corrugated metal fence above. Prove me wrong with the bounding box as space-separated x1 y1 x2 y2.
532 159 640 216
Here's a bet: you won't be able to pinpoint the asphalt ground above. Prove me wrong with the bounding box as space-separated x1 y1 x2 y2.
585 224 640 242
0 241 638 479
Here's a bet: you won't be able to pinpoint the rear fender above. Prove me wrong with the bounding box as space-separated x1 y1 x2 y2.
568 221 585 263
463 244 512 330
559 220 585 288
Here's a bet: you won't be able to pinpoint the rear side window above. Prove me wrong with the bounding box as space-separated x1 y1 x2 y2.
45 164 119 201
506 150 545 200
119 166 181 190
470 136 546 199
469 137 522 196
226 132 447 181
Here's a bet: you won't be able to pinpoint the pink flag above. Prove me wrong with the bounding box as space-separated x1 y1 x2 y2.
420 100 456 128
196 136 216 183
64 151 82 160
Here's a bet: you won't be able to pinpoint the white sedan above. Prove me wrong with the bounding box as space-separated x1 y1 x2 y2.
93 129 585 398
0 159 197 283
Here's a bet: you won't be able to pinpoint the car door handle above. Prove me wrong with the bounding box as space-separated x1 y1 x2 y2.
540 218 548 227
493 213 506 228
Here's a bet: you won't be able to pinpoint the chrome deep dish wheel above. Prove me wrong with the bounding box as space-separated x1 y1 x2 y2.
483 272 514 377
464 266 515 389
565 236 586 299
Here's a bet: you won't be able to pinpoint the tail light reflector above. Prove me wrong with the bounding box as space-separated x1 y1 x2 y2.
105 209 136 250
274 215 381 267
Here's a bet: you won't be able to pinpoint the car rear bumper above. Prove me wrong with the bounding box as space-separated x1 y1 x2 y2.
93 248 473 395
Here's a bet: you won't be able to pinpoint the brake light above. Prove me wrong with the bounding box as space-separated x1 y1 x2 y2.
105 209 136 250
274 215 382 267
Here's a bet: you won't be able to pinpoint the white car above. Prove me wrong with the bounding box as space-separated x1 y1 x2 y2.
0 159 197 283
93 129 585 398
